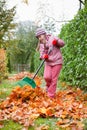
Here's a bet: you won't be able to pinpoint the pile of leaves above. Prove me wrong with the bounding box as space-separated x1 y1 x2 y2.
0 84 87 129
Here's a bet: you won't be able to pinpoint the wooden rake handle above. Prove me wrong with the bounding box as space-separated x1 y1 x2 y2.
32 47 53 79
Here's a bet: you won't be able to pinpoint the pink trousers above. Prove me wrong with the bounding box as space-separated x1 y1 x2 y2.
44 64 62 98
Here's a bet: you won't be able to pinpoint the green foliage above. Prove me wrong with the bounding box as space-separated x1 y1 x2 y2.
0 0 16 48
59 6 87 90
34 51 44 76
6 22 38 72
30 53 34 72
0 0 16 79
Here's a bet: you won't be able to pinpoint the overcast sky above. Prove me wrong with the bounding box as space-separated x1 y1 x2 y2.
7 0 80 21
7 0 80 34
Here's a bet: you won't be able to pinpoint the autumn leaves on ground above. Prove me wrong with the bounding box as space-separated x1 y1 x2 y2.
0 72 87 130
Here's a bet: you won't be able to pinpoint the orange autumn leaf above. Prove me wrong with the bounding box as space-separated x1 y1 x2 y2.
38 107 47 115
46 107 55 116
56 119 66 125
35 77 42 86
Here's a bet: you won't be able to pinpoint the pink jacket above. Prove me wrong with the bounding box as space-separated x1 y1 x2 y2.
39 34 65 66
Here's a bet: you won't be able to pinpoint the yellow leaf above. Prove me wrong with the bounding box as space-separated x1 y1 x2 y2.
35 124 49 130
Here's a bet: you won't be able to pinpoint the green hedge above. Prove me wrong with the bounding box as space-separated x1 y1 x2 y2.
59 7 87 90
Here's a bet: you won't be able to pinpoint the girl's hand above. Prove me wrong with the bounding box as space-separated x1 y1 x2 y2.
52 39 57 46
43 54 48 59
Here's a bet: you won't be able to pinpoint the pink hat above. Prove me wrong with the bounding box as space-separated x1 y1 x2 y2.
35 28 46 38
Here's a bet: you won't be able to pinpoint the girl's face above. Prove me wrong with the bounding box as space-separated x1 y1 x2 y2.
38 34 46 44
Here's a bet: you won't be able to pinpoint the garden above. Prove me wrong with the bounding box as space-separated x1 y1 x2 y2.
0 0 87 130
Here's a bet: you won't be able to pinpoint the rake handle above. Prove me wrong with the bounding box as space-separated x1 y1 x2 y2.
32 59 45 79
32 48 53 79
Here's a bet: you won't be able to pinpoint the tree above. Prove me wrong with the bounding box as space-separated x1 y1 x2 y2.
0 0 16 48
0 0 16 78
8 21 38 72
35 0 56 33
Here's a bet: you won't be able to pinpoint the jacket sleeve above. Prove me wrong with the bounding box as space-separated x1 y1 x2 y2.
57 38 65 47
39 44 47 59
51 35 65 48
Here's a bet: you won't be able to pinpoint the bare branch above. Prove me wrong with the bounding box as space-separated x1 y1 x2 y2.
78 0 85 5
45 15 70 23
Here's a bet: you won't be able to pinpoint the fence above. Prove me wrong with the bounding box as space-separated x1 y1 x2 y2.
13 64 30 72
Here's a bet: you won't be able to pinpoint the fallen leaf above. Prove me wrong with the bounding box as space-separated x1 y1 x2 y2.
0 122 4 128
35 124 49 130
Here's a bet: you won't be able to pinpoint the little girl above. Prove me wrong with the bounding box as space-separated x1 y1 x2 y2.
35 28 65 98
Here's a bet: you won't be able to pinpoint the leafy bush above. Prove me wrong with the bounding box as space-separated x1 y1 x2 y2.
59 7 87 90
0 49 8 82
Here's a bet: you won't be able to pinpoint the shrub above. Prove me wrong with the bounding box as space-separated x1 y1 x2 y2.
59 7 87 90
0 49 8 82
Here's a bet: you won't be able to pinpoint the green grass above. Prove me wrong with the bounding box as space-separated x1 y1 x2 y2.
0 118 62 130
0 120 23 130
83 118 87 130
2 118 87 130
0 80 15 100
35 117 59 130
